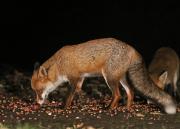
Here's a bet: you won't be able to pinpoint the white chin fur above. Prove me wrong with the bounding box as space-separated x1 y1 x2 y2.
165 105 176 114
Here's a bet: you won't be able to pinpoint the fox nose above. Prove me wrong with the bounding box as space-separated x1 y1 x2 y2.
37 99 44 105
36 95 44 105
37 97 49 105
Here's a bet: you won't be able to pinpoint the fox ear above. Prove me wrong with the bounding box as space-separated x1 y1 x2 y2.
38 66 48 78
159 71 168 85
34 62 40 71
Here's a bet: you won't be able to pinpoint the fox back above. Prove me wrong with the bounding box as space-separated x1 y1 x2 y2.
53 38 133 77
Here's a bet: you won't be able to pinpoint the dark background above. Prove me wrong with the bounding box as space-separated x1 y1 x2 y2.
0 1 179 71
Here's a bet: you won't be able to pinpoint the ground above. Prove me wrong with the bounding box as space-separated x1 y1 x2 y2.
0 65 180 129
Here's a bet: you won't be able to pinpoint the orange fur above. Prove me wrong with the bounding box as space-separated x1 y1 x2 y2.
31 38 176 114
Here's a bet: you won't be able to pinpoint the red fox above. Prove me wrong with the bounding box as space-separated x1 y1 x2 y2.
148 47 180 98
31 38 176 114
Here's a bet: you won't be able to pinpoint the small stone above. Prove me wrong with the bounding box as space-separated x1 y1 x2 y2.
136 113 145 117
48 112 52 116
97 116 101 119
74 122 84 128
83 126 96 129
66 127 73 129
75 116 80 119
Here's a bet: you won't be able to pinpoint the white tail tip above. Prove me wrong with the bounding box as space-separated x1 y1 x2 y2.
165 105 176 114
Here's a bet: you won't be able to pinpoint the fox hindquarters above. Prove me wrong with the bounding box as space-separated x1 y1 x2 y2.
31 38 176 114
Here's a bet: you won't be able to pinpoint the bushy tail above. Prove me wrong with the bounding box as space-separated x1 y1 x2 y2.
128 52 176 114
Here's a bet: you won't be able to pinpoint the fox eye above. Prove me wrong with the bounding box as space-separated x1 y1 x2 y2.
39 77 47 82
39 77 44 81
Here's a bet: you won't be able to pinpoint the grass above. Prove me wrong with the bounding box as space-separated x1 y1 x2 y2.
0 123 67 129
0 123 38 129
0 122 175 129
16 123 38 129
0 123 8 129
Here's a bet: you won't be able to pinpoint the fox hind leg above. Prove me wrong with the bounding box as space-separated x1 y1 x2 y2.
102 71 121 109
106 80 121 109
120 75 134 108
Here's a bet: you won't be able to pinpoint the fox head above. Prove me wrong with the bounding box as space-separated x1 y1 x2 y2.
31 63 56 105
150 71 168 90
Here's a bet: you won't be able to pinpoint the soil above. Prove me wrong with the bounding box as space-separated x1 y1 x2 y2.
0 65 180 129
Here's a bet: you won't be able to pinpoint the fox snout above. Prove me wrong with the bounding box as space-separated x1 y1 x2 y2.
34 83 54 105
36 93 49 105
36 92 45 105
